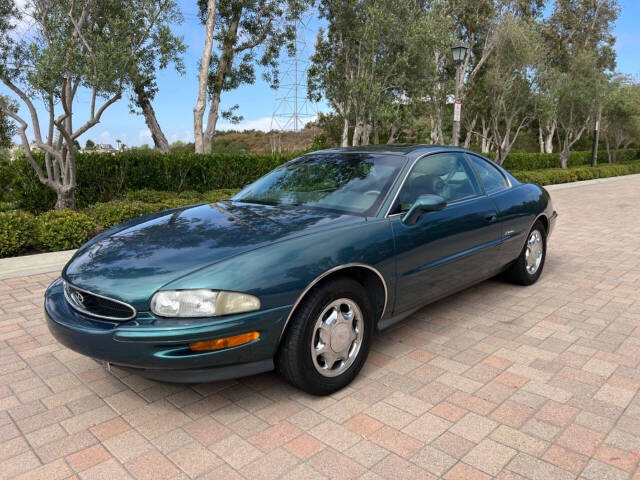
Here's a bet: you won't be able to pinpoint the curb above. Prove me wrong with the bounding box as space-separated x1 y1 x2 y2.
1 173 639 281
0 249 76 281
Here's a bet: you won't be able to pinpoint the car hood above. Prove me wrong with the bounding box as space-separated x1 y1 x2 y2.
63 201 364 309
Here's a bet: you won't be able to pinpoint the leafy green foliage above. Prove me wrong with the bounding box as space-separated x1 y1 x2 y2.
85 201 159 229
513 161 640 185
489 149 639 170
35 210 96 251
0 210 35 257
3 151 294 213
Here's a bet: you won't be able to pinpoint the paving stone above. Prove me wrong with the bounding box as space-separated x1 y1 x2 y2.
3 177 640 479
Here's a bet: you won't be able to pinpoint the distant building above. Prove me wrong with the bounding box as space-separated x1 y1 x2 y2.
93 143 117 154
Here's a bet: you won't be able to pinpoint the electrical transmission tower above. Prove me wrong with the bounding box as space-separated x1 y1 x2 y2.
270 13 317 151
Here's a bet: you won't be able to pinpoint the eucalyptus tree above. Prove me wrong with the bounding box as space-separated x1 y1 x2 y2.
446 0 544 146
193 0 309 154
0 0 186 209
480 15 540 164
539 0 619 167
601 76 640 163
128 0 185 153
308 0 443 146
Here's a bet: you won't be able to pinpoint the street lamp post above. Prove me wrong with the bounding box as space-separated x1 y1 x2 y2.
451 43 468 147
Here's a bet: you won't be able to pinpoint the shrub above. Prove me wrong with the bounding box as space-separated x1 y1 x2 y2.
124 189 179 203
512 161 640 186
2 150 295 212
0 201 14 212
0 210 35 257
87 200 159 228
202 189 240 202
35 210 96 251
488 148 639 170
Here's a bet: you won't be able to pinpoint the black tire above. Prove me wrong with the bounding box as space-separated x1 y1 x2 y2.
276 277 373 395
505 220 547 286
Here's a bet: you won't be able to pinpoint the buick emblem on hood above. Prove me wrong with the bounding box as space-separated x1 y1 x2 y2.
71 290 85 307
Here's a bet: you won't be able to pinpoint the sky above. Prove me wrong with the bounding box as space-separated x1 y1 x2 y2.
3 0 640 148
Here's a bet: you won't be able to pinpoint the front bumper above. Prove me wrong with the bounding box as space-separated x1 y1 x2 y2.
45 278 289 382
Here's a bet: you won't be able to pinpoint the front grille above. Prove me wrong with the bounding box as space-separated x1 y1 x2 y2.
64 282 136 321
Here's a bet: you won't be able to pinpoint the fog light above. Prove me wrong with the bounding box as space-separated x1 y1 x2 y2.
189 331 259 351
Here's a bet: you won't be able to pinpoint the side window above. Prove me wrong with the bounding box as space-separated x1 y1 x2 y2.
468 155 508 194
395 153 481 212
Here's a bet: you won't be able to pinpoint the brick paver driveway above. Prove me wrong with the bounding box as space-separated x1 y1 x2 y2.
2 176 640 480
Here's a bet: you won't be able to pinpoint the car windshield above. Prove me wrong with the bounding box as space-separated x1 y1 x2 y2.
232 153 405 216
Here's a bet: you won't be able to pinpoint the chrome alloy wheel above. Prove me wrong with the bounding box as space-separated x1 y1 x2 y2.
311 298 364 377
525 229 544 275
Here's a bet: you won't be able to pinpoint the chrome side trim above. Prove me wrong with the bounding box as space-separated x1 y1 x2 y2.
63 280 137 321
279 263 389 339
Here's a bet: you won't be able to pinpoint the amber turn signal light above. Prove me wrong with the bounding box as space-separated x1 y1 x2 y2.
189 331 260 352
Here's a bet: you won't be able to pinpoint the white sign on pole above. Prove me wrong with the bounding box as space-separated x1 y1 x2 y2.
454 99 462 122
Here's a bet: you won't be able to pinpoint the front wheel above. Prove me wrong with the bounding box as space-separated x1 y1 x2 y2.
505 220 547 285
276 277 373 395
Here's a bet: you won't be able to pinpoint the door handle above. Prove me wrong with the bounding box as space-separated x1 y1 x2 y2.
484 213 497 223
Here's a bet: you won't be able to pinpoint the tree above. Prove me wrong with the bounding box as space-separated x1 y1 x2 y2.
0 95 16 149
85 139 95 150
128 0 185 154
193 0 306 154
309 0 448 147
539 0 619 167
601 77 640 163
0 0 183 209
479 15 540 164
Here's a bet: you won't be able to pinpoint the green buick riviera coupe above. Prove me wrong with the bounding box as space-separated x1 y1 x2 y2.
46 145 557 394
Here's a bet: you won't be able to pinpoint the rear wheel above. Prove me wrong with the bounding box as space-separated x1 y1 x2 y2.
506 220 547 285
276 277 373 395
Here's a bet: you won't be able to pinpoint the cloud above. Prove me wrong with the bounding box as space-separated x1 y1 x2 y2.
138 129 152 141
98 131 112 143
217 116 275 132
217 114 319 132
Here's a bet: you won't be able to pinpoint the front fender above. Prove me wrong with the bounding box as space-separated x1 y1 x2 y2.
161 218 396 317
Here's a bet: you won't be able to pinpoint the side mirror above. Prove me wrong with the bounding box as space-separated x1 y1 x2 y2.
402 194 447 226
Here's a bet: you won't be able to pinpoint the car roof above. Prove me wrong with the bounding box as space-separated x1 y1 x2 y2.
308 144 477 160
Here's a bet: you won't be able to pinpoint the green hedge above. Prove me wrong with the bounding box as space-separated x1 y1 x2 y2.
1 151 294 213
0 210 35 257
3 149 640 213
488 148 639 170
35 210 97 251
512 161 640 185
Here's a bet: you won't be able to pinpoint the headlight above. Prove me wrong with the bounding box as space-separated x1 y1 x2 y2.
150 290 260 317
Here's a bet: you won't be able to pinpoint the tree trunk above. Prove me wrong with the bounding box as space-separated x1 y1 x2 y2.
560 143 570 169
352 119 364 146
387 125 399 144
202 8 241 153
341 117 349 147
194 0 217 154
203 92 221 153
463 114 477 149
543 119 556 153
538 126 544 153
362 121 371 146
137 88 170 153
481 117 491 153
54 186 77 210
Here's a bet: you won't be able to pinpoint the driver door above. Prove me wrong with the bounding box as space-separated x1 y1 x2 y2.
391 152 501 313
